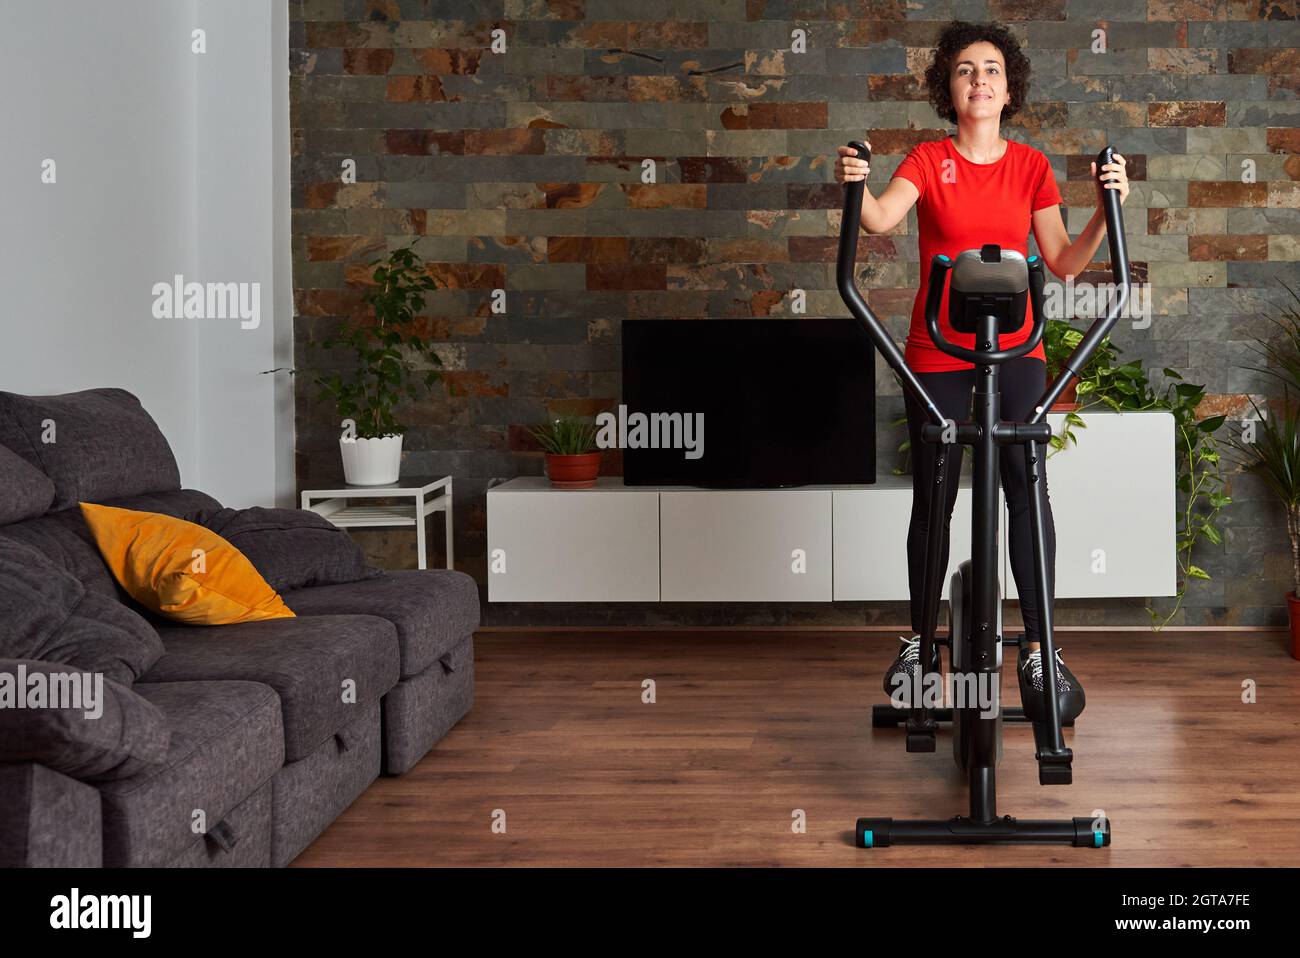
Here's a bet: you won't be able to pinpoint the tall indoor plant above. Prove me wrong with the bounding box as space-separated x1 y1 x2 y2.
314 241 443 485
1228 280 1300 656
1226 393 1300 659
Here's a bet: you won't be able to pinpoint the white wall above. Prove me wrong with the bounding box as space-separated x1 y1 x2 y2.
0 0 293 507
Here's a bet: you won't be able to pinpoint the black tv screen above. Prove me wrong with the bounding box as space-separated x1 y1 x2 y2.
620 318 876 488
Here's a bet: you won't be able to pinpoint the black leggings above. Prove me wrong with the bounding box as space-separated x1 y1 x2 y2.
903 357 1056 643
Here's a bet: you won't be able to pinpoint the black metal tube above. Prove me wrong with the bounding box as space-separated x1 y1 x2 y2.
870 819 1097 845
1029 145 1132 424
836 141 948 429
913 441 952 729
1024 441 1068 756
967 313 1001 823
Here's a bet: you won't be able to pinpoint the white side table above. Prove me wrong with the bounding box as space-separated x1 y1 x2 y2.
301 475 454 571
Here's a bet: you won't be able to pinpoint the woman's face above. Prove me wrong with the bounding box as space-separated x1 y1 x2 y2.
949 41 1008 122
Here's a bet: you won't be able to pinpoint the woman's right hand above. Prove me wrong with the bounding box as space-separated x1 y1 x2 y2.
834 140 872 184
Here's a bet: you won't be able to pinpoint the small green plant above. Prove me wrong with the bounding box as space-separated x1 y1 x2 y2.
1043 318 1118 457
529 416 598 456
1224 392 1300 598
313 240 443 439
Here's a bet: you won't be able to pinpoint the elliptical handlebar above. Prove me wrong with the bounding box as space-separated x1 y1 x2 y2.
1027 145 1131 424
836 140 948 430
835 139 1132 427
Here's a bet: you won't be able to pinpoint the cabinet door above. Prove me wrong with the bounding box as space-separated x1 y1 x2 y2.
487 489 660 601
1005 412 1176 600
833 484 1004 600
660 490 832 601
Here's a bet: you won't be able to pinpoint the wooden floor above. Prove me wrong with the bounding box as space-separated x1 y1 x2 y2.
294 629 1300 867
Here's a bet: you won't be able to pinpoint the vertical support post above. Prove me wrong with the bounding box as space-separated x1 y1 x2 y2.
913 439 952 730
969 314 1001 824
1024 441 1066 752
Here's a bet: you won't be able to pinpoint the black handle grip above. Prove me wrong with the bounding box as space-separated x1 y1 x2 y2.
848 139 870 164
1095 145 1128 286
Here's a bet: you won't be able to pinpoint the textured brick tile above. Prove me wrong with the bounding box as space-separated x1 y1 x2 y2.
1189 181 1269 207
587 264 668 289
384 129 465 154
413 49 484 74
623 184 708 208
1228 48 1300 73
537 182 607 209
386 75 445 101
463 129 547 154
343 48 395 74
1149 101 1227 126
678 156 750 182
627 237 708 263
306 235 387 261
719 102 828 130
1188 234 1269 260
547 236 630 263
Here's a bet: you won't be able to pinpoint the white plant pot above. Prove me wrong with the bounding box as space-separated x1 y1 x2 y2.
340 434 402 486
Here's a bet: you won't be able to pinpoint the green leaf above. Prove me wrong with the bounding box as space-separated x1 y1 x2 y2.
1186 565 1210 580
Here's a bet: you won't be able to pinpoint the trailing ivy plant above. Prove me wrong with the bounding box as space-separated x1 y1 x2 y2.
313 240 444 440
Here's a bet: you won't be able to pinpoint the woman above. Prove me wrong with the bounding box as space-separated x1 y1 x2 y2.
834 21 1129 717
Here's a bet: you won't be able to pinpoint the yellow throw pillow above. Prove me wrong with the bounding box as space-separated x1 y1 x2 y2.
80 502 295 626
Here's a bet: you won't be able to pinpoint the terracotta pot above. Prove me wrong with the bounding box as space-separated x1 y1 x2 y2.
1287 592 1300 661
545 452 601 488
1051 379 1079 412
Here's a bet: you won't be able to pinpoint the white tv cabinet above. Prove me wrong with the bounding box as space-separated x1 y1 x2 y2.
487 411 1176 604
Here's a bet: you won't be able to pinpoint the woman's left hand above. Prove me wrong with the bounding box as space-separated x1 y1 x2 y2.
1091 153 1130 207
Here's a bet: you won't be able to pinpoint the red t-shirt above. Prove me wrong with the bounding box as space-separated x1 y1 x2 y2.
891 136 1062 372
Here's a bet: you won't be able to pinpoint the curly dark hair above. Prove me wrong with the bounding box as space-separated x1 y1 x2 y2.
924 21 1031 125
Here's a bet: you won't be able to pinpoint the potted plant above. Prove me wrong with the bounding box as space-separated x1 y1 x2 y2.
529 416 601 488
1225 393 1300 659
1229 280 1300 657
1043 319 1085 411
313 241 443 485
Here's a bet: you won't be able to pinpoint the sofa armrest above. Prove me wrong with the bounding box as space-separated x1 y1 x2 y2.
0 763 102 867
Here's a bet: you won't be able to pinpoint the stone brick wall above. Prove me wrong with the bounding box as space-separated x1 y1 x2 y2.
290 0 1300 628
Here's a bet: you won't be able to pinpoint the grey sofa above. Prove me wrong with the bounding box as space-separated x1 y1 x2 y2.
0 388 479 867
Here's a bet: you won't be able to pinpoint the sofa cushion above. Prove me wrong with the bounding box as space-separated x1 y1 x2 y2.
0 388 180 511
139 614 400 761
80 503 296 626
98 679 283 867
284 570 481 677
0 444 54 524
0 658 171 782
0 489 224 601
194 506 378 593
0 537 163 684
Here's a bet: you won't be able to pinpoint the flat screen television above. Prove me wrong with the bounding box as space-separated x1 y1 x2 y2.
620 318 876 488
